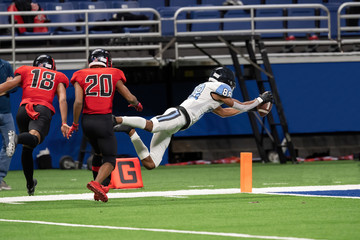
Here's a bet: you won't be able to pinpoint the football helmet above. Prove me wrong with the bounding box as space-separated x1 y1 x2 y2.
33 54 56 70
209 67 236 90
88 48 112 68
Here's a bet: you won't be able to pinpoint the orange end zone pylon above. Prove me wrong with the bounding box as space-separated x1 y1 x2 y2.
240 152 252 193
108 158 143 189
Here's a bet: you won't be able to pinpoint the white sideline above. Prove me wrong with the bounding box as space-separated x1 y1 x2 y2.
0 184 359 203
0 219 318 240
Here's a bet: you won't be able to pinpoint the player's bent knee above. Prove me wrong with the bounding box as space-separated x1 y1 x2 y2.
141 157 156 170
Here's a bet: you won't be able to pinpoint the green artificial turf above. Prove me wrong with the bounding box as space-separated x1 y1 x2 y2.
0 160 359 240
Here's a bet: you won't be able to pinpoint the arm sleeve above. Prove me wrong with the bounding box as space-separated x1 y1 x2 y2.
231 97 263 113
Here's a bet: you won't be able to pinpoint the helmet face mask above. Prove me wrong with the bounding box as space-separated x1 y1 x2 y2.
209 67 236 90
88 49 112 68
33 55 56 70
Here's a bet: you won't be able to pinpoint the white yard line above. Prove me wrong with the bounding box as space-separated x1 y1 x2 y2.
0 184 359 204
0 219 318 240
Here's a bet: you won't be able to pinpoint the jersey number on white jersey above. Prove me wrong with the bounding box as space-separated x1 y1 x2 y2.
189 83 205 100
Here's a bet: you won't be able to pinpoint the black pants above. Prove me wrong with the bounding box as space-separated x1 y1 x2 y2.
82 114 117 166
16 104 52 144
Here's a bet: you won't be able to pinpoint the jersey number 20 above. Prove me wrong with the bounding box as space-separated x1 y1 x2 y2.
85 74 113 97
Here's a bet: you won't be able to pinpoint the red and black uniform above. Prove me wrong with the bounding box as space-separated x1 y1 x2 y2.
71 67 126 167
15 65 69 142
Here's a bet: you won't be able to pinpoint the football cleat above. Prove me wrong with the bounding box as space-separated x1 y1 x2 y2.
94 185 110 201
27 179 37 196
87 181 108 202
6 130 17 157
113 124 133 135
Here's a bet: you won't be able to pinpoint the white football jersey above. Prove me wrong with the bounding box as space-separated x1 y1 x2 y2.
180 81 232 128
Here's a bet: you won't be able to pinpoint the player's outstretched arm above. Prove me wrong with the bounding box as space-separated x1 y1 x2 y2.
212 106 242 117
211 91 273 115
211 92 260 113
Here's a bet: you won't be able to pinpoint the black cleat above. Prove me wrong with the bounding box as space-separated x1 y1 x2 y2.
27 179 37 196
113 124 132 135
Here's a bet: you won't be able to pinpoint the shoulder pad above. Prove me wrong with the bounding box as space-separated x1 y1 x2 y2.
214 83 232 98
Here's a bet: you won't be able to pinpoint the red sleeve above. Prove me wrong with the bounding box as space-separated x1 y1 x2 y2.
14 66 29 87
117 69 126 83
58 72 69 88
70 71 80 86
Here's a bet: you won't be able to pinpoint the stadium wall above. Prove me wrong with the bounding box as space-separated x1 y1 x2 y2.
6 61 359 170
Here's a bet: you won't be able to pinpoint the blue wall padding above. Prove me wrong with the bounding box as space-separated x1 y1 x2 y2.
272 62 359 133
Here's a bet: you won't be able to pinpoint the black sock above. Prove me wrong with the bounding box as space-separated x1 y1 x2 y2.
21 147 34 187
91 154 102 180
102 174 111 186
18 133 39 149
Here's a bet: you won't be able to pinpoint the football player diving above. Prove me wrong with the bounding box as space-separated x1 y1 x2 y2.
113 66 273 170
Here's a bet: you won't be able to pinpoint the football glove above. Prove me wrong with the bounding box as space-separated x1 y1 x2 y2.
67 122 79 138
259 91 273 103
128 102 143 112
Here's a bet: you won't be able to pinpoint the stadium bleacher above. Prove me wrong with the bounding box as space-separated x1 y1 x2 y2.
169 0 199 7
287 7 317 38
255 8 286 39
0 0 358 64
297 0 323 3
190 10 221 32
138 0 166 8
223 9 251 31
201 0 224 5
266 0 294 4
157 6 187 35
45 2 84 34
78 1 113 34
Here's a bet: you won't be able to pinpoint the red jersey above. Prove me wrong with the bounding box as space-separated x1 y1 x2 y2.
70 67 126 114
15 65 69 113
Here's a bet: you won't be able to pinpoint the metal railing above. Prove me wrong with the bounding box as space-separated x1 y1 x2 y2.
337 2 360 49
173 4 334 60
2 3 360 68
0 8 162 69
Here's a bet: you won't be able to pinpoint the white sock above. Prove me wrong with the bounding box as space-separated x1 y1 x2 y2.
130 132 149 160
122 116 147 129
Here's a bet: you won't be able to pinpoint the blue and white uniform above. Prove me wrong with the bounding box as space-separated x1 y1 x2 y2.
151 81 232 132
119 67 268 168
181 81 232 128
141 81 232 166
